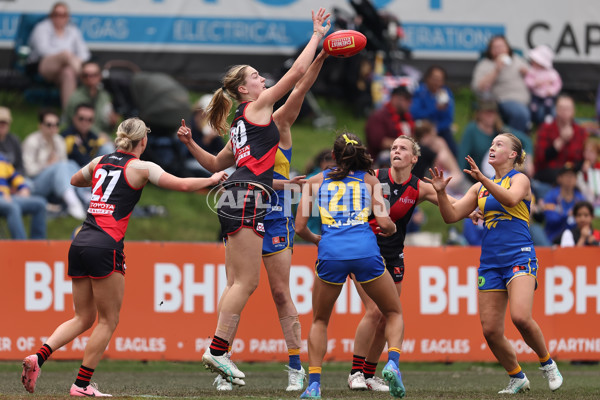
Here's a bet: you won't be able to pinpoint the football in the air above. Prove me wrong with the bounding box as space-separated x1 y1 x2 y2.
323 30 367 58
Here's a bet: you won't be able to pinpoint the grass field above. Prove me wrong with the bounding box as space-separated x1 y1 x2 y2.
1 360 599 399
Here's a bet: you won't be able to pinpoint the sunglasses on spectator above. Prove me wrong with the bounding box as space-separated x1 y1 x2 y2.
51 12 69 18
0 120 9 125
77 116 94 122
82 72 101 78
44 122 60 128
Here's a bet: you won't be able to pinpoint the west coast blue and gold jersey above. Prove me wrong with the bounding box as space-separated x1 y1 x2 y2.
317 169 380 260
478 169 536 269
265 146 292 220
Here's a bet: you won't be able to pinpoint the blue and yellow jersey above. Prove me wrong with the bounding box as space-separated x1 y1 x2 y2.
478 169 536 269
317 169 381 260
0 154 27 198
265 146 292 221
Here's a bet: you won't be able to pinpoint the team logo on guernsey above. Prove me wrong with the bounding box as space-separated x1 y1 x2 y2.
206 181 279 220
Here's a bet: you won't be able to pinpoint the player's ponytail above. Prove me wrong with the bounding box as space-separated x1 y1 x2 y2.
329 132 373 180
115 117 149 152
207 65 249 136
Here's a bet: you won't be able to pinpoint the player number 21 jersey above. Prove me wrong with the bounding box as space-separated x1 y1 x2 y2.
317 169 380 260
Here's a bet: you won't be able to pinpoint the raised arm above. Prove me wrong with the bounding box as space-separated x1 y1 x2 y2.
417 179 457 206
424 167 479 223
254 8 330 110
177 119 235 173
464 155 531 207
274 50 329 143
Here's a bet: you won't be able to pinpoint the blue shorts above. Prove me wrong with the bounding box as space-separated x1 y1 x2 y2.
262 217 294 255
315 256 386 285
478 258 539 291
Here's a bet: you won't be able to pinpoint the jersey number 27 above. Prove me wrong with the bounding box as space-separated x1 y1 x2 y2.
91 169 121 203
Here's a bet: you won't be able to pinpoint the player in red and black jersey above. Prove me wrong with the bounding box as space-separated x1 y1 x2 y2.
347 136 456 392
177 8 331 385
21 118 225 397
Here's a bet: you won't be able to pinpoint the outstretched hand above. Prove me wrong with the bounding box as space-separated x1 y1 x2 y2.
177 119 193 145
423 167 452 193
463 155 485 182
312 8 331 37
289 174 307 187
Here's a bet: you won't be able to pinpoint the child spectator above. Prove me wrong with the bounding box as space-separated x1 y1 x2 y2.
559 201 600 247
524 45 562 125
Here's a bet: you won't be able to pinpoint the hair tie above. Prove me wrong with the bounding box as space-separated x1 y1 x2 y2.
521 149 526 158
221 86 226 92
343 134 358 145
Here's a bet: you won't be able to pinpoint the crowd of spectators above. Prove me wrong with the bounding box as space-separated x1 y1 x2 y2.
363 33 599 247
1 8 599 244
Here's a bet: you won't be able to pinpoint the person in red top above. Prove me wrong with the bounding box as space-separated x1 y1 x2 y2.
366 86 415 167
177 8 331 386
21 118 226 397
534 94 587 185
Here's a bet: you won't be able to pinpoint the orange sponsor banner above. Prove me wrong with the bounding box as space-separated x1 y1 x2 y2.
0 241 599 362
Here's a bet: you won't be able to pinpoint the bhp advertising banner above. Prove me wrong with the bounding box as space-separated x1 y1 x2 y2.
0 241 598 362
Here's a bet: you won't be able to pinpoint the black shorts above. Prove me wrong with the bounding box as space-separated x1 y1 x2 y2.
68 245 126 278
384 254 405 283
218 183 269 237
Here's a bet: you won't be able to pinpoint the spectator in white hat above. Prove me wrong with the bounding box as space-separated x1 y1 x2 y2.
524 45 562 125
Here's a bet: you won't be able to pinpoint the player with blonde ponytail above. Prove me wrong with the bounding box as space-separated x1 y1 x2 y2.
21 117 226 397
177 8 331 387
